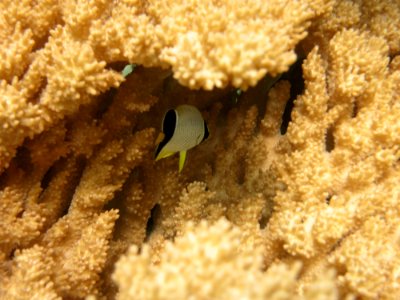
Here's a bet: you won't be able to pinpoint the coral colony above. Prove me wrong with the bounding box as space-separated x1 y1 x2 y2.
0 0 399 299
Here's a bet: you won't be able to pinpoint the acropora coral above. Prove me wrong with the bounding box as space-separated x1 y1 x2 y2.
0 0 399 299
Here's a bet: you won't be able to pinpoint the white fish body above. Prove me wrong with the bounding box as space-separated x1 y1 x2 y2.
155 105 209 171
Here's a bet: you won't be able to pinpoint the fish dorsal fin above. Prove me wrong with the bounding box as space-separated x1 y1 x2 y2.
202 120 209 142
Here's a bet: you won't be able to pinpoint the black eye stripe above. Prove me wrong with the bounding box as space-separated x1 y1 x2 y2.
162 109 177 138
155 109 177 157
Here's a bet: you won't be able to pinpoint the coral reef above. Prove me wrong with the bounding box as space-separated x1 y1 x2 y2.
0 0 399 299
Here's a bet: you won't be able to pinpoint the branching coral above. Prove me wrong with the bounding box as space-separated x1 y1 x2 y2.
0 0 399 299
113 218 339 300
1 210 119 299
330 215 400 299
268 27 399 258
148 0 333 90
85 0 333 90
0 67 162 298
304 0 400 56
0 0 60 82
1 0 329 172
264 28 400 297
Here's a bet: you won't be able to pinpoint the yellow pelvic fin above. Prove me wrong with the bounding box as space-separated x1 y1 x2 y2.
155 149 176 161
179 151 187 172
155 132 165 145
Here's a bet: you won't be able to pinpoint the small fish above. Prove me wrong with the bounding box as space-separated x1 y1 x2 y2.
155 105 209 172
121 64 136 77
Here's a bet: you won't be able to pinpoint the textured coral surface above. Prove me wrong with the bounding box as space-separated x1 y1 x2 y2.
0 0 399 299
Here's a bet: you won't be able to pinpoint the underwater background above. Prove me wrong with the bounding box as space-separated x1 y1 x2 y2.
0 0 399 299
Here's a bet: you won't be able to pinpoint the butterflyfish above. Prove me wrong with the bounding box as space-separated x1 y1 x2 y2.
155 105 209 172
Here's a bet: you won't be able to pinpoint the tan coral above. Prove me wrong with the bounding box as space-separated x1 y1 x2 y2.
267 28 400 261
0 64 161 298
0 23 34 82
77 0 334 89
357 0 400 55
330 215 400 299
170 182 217 236
40 27 124 114
151 0 333 90
0 0 60 42
114 218 340 300
1 210 119 299
0 0 400 299
0 80 45 171
69 128 155 212
42 210 119 298
0 0 332 171
304 0 400 56
0 0 60 82
1 246 60 300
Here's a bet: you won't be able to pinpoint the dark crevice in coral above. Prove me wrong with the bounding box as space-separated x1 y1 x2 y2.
103 186 128 213
280 57 305 134
258 213 268 229
14 145 33 173
15 208 24 219
236 159 246 185
352 101 359 118
144 204 161 242
325 194 332 205
8 248 17 261
58 200 71 221
0 170 8 190
106 167 147 243
56 156 87 218
162 73 177 94
40 163 56 190
280 95 295 134
72 155 88 186
325 127 335 152
329 238 343 254
31 33 52 53
255 74 283 125
94 86 119 120
247 75 280 118
389 53 398 63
